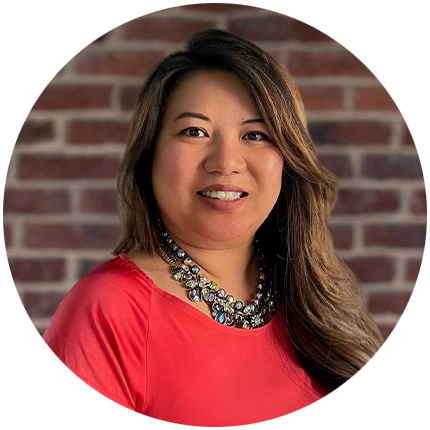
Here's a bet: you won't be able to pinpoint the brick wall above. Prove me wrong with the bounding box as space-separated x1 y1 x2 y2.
4 4 425 338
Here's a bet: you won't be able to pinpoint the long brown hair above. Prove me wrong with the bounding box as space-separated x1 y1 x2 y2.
114 29 384 392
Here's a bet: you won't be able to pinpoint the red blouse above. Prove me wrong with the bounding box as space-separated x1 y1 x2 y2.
44 253 326 426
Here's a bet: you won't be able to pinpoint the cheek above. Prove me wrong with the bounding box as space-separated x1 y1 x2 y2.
259 150 284 191
152 144 195 197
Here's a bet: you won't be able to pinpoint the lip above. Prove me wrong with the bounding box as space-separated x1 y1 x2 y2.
197 184 247 193
197 193 247 212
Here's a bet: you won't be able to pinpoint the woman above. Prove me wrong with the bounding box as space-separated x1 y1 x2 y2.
44 29 384 426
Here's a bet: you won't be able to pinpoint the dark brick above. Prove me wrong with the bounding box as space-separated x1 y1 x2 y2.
289 52 373 77
228 15 332 42
345 256 395 282
24 224 121 250
4 189 70 214
333 189 400 214
361 155 423 179
22 292 66 318
299 86 343 111
16 120 54 143
410 189 426 214
318 154 352 178
76 51 165 76
67 120 130 144
309 121 391 145
18 155 120 180
364 224 426 248
124 17 217 41
8 258 65 282
79 189 118 213
406 258 423 282
3 224 12 248
120 85 141 110
403 121 427 146
328 224 353 249
33 85 112 110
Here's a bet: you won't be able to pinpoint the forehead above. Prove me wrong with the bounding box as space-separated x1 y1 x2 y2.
163 70 261 120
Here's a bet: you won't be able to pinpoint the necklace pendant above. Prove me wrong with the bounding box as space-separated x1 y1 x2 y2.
188 287 202 302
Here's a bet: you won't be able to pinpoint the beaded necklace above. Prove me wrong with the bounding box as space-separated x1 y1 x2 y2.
158 229 275 329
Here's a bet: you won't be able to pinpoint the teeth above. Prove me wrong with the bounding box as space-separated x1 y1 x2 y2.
201 191 243 200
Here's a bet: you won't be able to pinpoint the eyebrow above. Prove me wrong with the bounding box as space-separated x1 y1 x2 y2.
174 111 265 125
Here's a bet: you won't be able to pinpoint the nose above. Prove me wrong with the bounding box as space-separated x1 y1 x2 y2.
203 133 246 175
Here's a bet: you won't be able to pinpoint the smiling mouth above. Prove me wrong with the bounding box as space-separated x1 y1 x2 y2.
197 191 248 201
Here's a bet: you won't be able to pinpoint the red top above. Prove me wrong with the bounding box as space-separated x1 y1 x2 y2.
44 253 326 426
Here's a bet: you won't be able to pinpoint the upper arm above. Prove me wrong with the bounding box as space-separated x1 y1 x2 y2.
43 267 151 412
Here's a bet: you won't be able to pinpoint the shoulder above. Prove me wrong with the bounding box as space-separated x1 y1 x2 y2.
46 254 154 337
67 254 153 310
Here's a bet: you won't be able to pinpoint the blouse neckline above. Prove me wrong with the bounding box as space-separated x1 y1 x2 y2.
118 252 282 337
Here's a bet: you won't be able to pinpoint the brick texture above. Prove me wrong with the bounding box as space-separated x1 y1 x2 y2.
67 120 130 144
76 51 166 76
8 258 66 282
124 17 217 41
16 120 54 143
18 155 120 180
4 189 70 214
5 6 425 340
33 85 112 110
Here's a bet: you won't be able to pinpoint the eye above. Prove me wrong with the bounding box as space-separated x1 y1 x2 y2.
180 127 208 138
242 131 270 141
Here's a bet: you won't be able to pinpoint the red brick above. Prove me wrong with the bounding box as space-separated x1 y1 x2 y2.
333 189 400 214
410 189 426 214
379 320 425 345
403 121 427 146
318 154 352 178
328 225 353 249
228 15 332 42
288 52 373 77
364 224 426 248
22 292 66 318
299 86 343 111
406 258 424 282
361 55 427 80
24 224 121 249
4 189 70 214
361 155 423 179
78 258 110 278
308 121 391 145
353 87 399 111
345 256 394 282
184 3 253 12
18 155 120 180
16 120 54 143
8 258 66 282
3 224 12 248
76 51 166 76
67 120 130 144
124 17 217 41
120 85 141 110
33 85 112 110
79 189 118 213
367 291 411 314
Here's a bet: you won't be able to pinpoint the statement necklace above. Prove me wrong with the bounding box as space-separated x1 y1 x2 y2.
158 229 275 329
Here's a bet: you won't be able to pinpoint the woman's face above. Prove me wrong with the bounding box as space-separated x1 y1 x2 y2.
152 71 284 249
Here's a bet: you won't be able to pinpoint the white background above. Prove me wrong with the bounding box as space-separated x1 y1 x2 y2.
0 0 423 425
